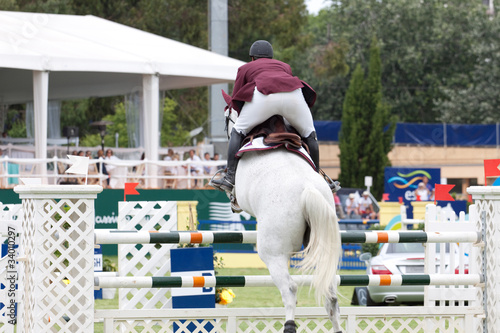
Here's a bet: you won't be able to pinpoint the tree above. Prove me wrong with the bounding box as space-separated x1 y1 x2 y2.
311 0 491 122
338 38 394 199
436 9 500 124
338 64 364 188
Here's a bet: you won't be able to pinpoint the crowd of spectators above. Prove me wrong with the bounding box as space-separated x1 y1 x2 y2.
342 190 378 220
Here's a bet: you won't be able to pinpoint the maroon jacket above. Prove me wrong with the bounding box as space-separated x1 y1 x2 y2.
229 58 316 114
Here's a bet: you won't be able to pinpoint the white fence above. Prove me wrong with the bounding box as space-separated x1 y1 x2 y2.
0 156 226 189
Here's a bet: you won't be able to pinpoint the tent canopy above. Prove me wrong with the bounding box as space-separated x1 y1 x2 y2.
0 10 244 104
0 10 245 186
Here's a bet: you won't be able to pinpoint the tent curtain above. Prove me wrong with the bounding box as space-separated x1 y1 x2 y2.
26 102 34 138
0 104 7 135
125 91 165 148
125 92 142 148
26 100 61 139
48 100 61 138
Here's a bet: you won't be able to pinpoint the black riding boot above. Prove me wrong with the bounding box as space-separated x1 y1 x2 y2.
303 131 320 170
303 131 341 192
210 128 245 193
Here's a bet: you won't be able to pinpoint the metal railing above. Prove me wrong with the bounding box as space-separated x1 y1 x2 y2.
0 156 226 189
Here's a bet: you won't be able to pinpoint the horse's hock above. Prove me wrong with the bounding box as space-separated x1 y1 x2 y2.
3 185 500 333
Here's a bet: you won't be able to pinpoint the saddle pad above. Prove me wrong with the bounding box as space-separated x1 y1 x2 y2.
236 136 316 170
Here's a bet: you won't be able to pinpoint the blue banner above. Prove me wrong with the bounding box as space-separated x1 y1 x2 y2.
384 167 441 202
314 121 500 146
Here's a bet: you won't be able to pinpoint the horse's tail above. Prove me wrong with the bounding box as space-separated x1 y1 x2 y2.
299 186 342 304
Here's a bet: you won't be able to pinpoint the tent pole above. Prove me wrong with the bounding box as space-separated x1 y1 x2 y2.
142 74 159 188
33 70 49 183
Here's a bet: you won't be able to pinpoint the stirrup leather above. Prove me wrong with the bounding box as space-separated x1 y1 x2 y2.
319 169 341 193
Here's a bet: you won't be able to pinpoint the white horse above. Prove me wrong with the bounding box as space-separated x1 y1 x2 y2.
224 114 343 332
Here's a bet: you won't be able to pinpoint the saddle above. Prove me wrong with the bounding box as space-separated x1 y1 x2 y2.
244 115 303 149
236 115 316 170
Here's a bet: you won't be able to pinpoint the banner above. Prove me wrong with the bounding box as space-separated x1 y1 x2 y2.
384 167 441 203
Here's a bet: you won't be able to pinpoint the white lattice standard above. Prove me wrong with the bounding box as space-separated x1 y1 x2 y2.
423 203 484 332
14 185 102 333
468 186 500 333
118 201 178 311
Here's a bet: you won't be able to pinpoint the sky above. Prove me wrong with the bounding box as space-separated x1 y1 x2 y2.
305 0 330 15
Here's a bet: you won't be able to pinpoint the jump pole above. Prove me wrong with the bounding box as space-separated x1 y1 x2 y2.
94 229 481 244
95 274 483 289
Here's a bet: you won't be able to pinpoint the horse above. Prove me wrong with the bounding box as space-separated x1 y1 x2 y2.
219 112 343 332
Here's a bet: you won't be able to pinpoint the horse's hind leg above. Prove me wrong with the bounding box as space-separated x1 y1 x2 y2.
325 285 343 333
262 256 298 332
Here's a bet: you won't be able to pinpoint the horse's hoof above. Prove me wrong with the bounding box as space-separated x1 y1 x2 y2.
283 320 296 333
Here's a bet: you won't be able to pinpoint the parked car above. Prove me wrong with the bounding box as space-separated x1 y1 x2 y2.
352 242 468 306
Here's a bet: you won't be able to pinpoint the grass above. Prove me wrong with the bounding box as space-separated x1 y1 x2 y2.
94 258 364 332
217 267 363 308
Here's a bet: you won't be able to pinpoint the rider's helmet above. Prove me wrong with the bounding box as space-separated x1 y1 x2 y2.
249 40 273 59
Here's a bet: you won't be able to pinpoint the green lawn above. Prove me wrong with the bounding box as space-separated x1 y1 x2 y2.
94 257 365 332
216 267 363 308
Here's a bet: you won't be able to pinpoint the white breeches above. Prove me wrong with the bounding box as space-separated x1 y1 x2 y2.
233 87 315 138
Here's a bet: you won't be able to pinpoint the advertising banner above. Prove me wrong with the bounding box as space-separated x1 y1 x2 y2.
384 167 441 202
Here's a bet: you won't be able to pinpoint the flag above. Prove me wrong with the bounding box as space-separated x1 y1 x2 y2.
382 193 390 201
124 182 140 201
65 155 89 175
484 159 500 185
434 184 455 203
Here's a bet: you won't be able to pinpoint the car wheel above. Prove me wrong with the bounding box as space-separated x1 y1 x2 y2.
351 287 368 306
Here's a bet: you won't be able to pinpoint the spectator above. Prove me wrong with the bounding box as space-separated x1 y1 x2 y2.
163 148 175 175
96 149 109 187
86 150 99 184
164 148 174 161
334 192 345 219
184 149 202 188
358 191 376 219
203 152 212 175
211 153 224 173
415 182 430 201
345 193 360 218
422 176 433 192
174 153 187 189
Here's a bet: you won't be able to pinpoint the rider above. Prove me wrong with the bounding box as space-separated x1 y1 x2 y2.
211 40 335 193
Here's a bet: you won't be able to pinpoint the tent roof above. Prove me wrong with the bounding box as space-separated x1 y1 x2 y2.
0 11 245 104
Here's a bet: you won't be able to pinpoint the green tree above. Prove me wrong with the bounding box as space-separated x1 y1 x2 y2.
436 9 500 124
339 38 394 199
338 64 364 188
312 0 490 122
80 102 128 147
160 97 190 147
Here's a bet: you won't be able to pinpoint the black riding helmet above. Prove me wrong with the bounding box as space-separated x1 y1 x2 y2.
249 40 273 59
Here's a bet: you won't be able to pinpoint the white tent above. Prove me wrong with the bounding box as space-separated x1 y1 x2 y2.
0 10 245 186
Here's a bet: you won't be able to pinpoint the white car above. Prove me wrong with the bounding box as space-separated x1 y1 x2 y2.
352 242 468 306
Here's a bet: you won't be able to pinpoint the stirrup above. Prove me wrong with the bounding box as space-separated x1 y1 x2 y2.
208 169 230 191
319 169 341 193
